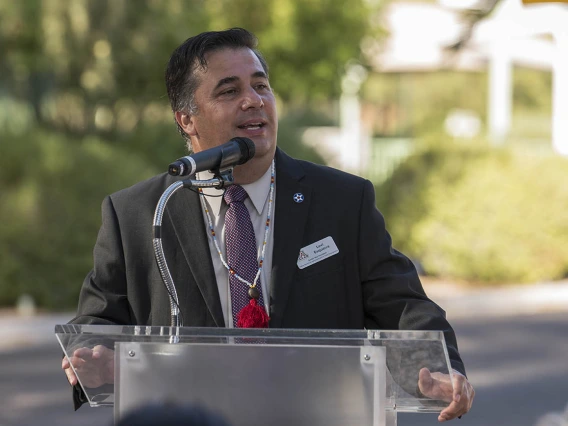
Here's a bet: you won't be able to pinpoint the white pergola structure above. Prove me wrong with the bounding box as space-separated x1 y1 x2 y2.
474 0 568 154
369 0 568 155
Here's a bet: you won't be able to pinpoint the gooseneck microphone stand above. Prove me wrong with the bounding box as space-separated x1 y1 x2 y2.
152 168 234 338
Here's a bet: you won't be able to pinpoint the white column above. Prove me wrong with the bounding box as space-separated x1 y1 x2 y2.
552 32 568 156
339 93 362 171
339 64 368 173
488 40 513 145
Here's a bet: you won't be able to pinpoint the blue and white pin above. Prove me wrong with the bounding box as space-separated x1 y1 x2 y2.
293 192 304 203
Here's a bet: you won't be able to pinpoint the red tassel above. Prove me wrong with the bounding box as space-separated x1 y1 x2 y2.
236 299 269 328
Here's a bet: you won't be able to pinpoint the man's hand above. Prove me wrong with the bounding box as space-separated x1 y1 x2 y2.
418 367 475 422
61 345 115 388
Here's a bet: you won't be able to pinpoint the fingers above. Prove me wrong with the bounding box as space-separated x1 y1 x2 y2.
438 399 467 422
438 396 469 421
62 346 116 388
465 384 475 412
418 368 475 421
419 367 431 382
62 347 93 386
439 377 465 421
418 368 453 402
62 357 78 386
73 347 94 359
65 367 78 386
451 370 465 404
92 344 113 359
438 373 475 422
418 368 432 394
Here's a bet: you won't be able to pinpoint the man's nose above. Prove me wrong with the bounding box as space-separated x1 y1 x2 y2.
241 88 264 110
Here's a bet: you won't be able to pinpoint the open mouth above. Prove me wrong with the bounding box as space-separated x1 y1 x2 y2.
238 122 265 130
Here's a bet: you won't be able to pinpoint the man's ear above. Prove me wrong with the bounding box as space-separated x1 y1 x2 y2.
175 111 197 137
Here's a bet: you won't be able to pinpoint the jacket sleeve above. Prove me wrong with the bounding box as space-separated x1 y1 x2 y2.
70 195 134 326
67 195 133 409
358 180 466 378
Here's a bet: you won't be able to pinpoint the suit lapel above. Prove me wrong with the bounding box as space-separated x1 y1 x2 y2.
165 182 225 327
270 149 311 327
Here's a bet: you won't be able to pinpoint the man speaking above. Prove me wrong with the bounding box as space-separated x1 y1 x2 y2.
62 28 474 421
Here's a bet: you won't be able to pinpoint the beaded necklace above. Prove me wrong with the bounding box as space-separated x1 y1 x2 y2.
198 160 275 294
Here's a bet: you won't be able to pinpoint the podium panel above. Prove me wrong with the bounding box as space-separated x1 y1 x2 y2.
116 342 385 426
56 326 455 425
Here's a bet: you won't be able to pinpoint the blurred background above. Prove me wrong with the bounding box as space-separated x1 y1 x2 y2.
0 0 567 425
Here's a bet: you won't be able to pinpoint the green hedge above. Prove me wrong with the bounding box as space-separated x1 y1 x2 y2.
377 143 568 283
0 129 159 309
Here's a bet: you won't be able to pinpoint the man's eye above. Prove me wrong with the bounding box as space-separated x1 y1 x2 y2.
221 89 237 95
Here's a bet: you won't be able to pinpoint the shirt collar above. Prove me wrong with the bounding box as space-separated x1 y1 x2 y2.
197 164 273 216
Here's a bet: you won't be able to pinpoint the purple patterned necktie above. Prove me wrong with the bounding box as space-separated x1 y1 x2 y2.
224 185 266 327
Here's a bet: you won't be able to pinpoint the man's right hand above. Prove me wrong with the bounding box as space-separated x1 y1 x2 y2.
61 345 115 388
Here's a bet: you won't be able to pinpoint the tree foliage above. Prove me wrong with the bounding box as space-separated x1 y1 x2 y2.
0 0 381 308
0 129 159 308
1 0 379 137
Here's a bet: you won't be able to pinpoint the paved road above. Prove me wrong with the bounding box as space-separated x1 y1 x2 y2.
0 312 566 426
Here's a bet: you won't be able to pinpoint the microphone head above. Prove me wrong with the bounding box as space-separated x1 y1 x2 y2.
231 137 256 165
167 158 191 176
168 164 180 176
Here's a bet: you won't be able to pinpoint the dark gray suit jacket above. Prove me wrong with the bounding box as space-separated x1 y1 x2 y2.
70 148 465 405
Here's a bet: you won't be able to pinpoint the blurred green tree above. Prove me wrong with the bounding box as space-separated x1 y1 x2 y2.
1 0 380 139
0 129 159 308
0 0 382 309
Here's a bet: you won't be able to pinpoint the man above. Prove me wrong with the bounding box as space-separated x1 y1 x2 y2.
62 28 474 421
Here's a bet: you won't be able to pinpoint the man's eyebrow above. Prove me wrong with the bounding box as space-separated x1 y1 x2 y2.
252 71 268 79
213 71 269 91
214 76 239 91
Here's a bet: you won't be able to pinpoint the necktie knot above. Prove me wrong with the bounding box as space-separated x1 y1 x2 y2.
224 185 248 205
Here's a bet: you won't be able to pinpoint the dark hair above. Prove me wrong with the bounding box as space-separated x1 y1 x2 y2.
115 403 232 426
165 28 269 146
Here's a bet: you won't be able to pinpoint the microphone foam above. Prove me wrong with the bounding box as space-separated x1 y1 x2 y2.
233 137 256 165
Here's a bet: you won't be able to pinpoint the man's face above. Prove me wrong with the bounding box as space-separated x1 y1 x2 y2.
177 48 278 164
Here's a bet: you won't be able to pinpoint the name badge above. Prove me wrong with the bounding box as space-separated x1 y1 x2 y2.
297 236 339 269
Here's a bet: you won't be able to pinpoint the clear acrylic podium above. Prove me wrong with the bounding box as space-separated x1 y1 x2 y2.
56 325 455 425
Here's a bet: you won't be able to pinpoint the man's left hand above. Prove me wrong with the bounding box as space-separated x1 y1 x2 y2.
418 367 475 422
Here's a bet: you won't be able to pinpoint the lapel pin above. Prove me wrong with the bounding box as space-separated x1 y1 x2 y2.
293 193 304 203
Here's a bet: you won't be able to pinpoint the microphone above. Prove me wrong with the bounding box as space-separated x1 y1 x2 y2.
168 137 255 176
